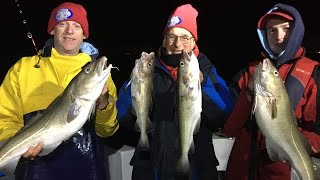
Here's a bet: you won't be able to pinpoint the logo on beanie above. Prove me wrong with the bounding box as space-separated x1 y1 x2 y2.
55 8 74 21
167 16 182 28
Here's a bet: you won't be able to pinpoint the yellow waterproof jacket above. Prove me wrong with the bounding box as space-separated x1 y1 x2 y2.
0 48 118 141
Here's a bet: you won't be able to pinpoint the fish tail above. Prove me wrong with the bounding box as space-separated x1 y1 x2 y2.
176 155 190 177
137 132 150 150
146 118 153 133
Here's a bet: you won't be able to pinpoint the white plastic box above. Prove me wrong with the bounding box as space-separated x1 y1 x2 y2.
107 145 135 180
212 135 235 171
107 136 235 180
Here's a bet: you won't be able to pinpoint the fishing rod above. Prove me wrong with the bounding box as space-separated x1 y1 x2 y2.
14 0 43 68
14 0 39 55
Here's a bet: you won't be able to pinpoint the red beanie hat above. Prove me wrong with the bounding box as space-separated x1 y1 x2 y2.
47 2 89 38
164 4 198 41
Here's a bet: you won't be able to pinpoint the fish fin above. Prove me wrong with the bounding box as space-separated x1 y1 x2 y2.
88 103 96 123
291 114 311 153
26 111 45 126
132 104 137 117
125 79 133 90
38 142 62 156
251 95 257 119
137 132 150 150
296 129 312 154
173 101 180 128
290 167 300 180
67 100 82 123
311 157 320 179
175 137 180 151
189 140 195 154
14 111 45 135
134 117 153 132
134 120 140 132
266 139 285 162
176 155 190 178
0 140 8 149
1 156 20 176
271 98 277 119
149 92 154 116
46 94 63 112
193 115 201 134
146 117 153 133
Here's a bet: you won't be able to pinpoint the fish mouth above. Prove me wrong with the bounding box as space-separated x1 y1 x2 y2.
184 51 192 58
97 56 110 76
103 58 108 70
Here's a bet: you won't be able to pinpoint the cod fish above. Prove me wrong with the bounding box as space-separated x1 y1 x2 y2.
252 58 314 180
0 56 113 176
176 51 202 175
131 52 155 150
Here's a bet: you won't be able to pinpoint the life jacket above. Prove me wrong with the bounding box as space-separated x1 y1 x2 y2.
285 57 319 110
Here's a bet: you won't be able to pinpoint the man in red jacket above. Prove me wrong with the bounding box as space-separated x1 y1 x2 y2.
224 3 320 180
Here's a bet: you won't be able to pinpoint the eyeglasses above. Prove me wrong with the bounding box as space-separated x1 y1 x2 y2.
166 34 194 44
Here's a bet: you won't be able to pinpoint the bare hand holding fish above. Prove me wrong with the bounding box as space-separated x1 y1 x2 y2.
22 143 44 160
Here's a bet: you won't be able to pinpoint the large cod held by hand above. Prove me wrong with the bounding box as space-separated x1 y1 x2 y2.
252 58 315 180
0 56 113 176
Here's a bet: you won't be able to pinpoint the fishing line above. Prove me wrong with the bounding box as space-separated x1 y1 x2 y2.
14 0 42 68
14 0 39 55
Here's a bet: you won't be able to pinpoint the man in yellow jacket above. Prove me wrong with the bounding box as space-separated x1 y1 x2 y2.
0 2 118 180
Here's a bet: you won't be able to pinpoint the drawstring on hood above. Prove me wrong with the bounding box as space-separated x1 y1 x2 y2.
257 3 304 66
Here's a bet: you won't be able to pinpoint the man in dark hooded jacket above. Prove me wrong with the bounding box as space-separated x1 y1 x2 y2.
224 3 320 180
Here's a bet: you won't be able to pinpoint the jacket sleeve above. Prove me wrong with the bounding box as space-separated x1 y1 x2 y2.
95 75 119 138
201 61 235 130
0 60 24 141
223 90 252 137
116 80 136 130
297 73 320 154
223 67 253 137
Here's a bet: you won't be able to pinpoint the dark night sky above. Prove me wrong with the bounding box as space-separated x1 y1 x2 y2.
2 0 320 89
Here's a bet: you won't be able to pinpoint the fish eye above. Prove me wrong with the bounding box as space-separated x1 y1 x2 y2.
180 62 184 67
147 63 152 68
273 71 279 76
85 67 92 74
